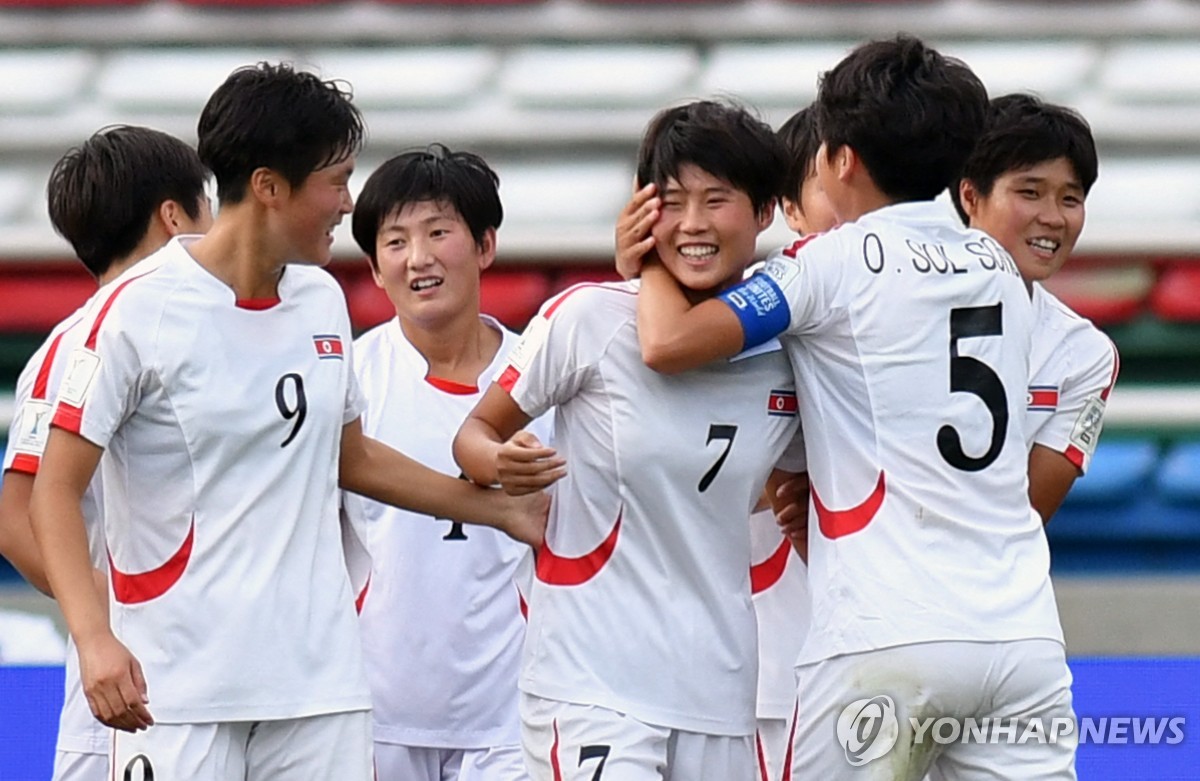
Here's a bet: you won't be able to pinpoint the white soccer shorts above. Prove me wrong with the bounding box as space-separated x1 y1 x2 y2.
110 710 372 780
520 693 754 781
789 638 1077 781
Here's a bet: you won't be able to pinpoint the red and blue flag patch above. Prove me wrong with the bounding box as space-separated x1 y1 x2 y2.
313 334 344 360
768 389 798 417
1027 385 1059 412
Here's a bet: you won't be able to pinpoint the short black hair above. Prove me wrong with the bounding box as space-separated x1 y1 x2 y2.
951 93 1099 224
636 99 786 216
351 144 502 266
198 62 364 204
777 105 822 205
817 35 988 202
46 125 208 278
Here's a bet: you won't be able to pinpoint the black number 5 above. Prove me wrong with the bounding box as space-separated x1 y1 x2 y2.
937 304 1007 472
699 424 738 492
275 373 307 448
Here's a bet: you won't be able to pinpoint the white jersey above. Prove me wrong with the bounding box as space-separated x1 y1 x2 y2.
721 200 1062 665
748 508 809 721
51 236 370 723
1026 284 1120 473
4 298 107 757
499 280 803 736
350 315 548 749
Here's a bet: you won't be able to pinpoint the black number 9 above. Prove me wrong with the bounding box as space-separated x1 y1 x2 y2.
275 373 307 448
124 754 154 781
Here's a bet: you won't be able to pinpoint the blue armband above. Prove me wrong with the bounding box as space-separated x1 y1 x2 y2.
717 274 791 350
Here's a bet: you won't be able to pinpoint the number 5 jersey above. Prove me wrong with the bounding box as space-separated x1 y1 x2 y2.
51 235 371 723
497 280 803 737
720 201 1064 667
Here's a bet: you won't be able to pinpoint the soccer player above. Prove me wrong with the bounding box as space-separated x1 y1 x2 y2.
347 144 550 781
620 37 1077 779
613 104 836 781
777 105 839 240
453 99 805 780
29 63 545 781
753 104 838 781
953 94 1119 523
0 125 212 781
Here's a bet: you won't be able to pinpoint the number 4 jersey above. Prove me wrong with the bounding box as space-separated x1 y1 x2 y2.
51 236 371 723
499 280 803 737
719 201 1064 666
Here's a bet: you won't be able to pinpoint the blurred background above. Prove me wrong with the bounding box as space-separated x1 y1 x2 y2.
1 0 1199 776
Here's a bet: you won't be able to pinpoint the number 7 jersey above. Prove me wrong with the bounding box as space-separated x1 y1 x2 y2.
51 236 370 723
722 201 1064 665
498 280 803 736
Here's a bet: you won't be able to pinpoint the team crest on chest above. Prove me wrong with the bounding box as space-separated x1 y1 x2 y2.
313 334 344 360
1027 385 1059 412
767 389 798 417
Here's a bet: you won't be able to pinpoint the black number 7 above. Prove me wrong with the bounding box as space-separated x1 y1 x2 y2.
579 745 610 780
698 424 738 493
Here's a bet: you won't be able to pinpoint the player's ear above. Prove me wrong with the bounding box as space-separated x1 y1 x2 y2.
249 167 284 206
157 199 193 236
958 179 983 222
833 144 856 184
755 198 776 233
781 197 806 234
477 228 497 273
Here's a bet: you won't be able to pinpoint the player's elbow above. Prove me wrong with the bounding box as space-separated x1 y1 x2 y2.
639 338 691 375
451 419 490 485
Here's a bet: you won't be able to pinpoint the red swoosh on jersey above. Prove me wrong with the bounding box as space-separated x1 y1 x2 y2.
750 537 791 594
813 471 886 540
355 575 370 614
550 719 563 781
536 510 621 587
109 516 195 604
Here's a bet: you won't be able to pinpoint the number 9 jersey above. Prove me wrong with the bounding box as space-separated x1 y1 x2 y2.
51 236 371 724
718 201 1064 666
498 280 803 737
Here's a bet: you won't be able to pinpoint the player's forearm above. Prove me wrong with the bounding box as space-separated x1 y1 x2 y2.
29 481 111 643
452 416 505 487
1028 445 1079 525
0 474 54 595
341 435 509 530
637 263 743 373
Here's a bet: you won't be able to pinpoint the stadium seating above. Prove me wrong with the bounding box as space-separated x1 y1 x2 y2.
1149 264 1200 323
1042 264 1154 327
499 45 698 108
1049 438 1200 571
0 270 94 333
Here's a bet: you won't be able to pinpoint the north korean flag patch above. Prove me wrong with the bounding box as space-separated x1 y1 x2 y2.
1027 385 1059 412
313 334 344 360
767 389 798 417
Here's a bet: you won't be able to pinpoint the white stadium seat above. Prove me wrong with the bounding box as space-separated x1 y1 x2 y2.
303 47 500 109
1099 42 1200 103
699 42 855 109
0 169 32 225
499 45 698 108
0 50 95 113
95 48 295 112
939 41 1100 102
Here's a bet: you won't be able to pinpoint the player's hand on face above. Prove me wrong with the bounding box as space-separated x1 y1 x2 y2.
78 632 154 732
615 181 661 280
500 488 551 548
495 430 566 497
